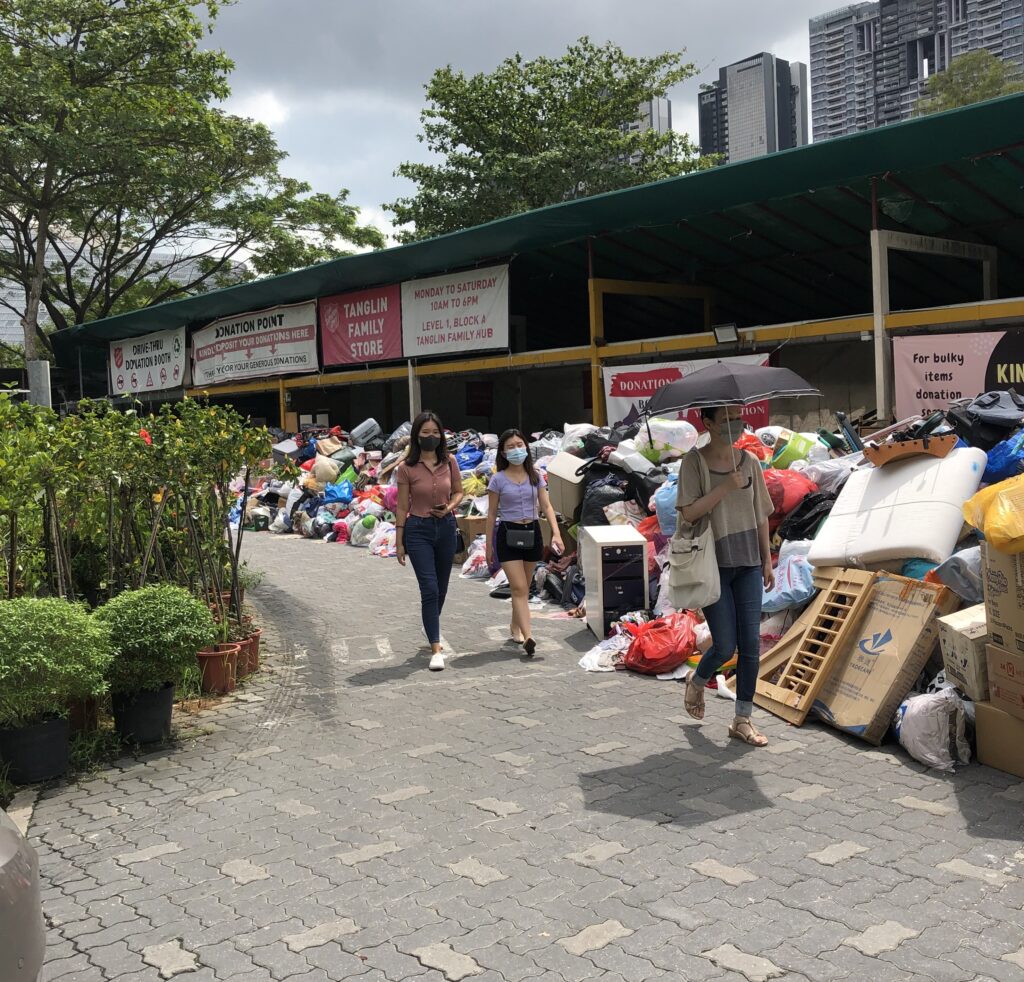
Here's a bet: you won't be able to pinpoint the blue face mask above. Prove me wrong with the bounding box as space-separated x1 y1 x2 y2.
505 448 529 465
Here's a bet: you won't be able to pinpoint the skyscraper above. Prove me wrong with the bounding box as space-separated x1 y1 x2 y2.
698 53 809 164
810 0 1024 139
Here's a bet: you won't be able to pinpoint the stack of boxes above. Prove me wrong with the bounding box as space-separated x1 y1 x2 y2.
939 544 1024 778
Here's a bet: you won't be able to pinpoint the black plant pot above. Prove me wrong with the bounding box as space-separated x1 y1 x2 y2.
0 716 69 784
112 683 174 745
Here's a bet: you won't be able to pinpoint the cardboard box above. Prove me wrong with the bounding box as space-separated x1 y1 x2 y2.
454 515 488 566
986 643 1024 722
938 603 989 701
975 701 1024 779
982 542 1024 655
811 575 959 745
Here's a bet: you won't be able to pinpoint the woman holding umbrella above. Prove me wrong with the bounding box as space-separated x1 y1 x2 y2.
645 361 820 748
677 406 774 746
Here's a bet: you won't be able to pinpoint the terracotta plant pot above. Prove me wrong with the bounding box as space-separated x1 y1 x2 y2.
197 643 239 695
237 629 262 677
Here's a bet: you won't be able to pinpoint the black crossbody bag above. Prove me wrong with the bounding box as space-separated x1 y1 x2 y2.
506 525 536 550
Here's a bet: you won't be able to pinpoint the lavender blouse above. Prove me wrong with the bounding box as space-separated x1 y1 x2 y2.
488 470 546 523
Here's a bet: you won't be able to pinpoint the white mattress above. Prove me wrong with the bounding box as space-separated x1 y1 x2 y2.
807 447 987 568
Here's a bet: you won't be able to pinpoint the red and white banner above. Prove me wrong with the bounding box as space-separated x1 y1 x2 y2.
320 285 402 366
401 263 509 358
109 327 186 395
603 353 770 428
192 301 318 386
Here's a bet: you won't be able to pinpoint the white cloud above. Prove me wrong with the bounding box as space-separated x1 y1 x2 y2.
226 89 291 128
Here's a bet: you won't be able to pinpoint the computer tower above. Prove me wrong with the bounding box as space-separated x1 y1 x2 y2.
579 525 649 639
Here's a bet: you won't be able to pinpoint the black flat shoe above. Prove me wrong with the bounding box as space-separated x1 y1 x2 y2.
523 638 536 657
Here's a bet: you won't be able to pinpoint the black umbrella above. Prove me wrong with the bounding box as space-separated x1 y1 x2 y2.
645 362 821 416
643 361 822 468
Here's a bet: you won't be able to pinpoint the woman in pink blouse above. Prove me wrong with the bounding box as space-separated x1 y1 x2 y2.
395 412 464 671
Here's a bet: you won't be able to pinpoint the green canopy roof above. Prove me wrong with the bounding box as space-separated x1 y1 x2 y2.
55 91 1024 355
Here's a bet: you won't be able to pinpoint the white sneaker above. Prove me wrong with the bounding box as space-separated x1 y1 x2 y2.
429 652 446 671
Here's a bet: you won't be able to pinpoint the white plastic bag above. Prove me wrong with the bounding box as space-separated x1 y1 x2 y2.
762 540 816 613
460 535 490 578
635 418 698 462
562 423 599 452
893 688 971 773
791 453 865 494
349 516 377 547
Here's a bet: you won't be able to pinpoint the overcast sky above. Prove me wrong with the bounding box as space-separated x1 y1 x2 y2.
211 0 831 240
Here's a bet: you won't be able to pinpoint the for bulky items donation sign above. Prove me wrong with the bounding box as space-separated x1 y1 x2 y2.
320 285 402 366
894 330 1024 419
602 353 770 428
109 327 186 395
191 301 318 386
401 264 509 358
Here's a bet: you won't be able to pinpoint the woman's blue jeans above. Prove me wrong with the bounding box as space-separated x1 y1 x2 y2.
694 565 762 717
404 514 458 644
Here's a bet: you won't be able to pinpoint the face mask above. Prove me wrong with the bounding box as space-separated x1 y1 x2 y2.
418 435 441 452
505 448 529 465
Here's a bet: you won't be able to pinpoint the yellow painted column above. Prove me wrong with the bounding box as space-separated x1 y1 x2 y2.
587 278 606 426
278 378 287 428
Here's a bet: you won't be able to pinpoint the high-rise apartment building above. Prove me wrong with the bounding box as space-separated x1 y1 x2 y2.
811 0 1024 139
698 53 809 163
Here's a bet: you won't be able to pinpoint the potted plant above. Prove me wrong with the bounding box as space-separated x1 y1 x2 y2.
228 614 262 678
236 561 265 604
0 599 114 783
95 584 215 743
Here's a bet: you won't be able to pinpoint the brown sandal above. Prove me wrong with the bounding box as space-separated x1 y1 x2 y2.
728 716 768 747
684 678 705 721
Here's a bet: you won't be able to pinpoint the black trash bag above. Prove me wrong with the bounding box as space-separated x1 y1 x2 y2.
778 491 838 542
947 389 1024 451
580 483 628 527
626 469 668 516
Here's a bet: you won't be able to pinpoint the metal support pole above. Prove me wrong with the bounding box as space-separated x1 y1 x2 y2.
407 360 421 418
278 378 287 429
586 239 606 427
870 229 893 422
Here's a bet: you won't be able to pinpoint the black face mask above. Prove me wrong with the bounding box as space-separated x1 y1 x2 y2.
418 435 441 452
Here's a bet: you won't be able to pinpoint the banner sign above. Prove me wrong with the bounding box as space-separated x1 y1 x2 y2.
401 263 509 358
192 301 318 386
109 327 186 394
894 330 1024 419
603 353 770 428
320 285 402 366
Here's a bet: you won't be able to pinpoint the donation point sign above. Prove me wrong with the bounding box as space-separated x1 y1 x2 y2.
109 327 186 395
320 285 402 366
894 330 1024 419
603 353 770 427
401 263 509 358
192 301 318 386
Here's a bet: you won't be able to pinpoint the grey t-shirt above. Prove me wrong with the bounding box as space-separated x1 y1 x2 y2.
676 450 773 568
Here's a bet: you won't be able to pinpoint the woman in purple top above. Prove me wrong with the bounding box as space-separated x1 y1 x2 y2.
486 428 563 656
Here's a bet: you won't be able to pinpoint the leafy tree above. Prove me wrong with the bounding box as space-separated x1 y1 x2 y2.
0 0 384 356
386 37 713 241
915 48 1024 116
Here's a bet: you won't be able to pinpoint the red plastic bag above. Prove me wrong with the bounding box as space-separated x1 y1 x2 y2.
622 612 699 675
763 470 817 532
734 432 771 462
636 514 666 574
300 458 314 472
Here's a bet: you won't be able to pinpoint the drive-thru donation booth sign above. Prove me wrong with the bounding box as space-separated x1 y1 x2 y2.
192 302 318 385
401 264 509 358
109 327 187 394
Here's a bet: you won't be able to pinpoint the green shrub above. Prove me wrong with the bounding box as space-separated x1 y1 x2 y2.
95 585 216 695
0 598 114 729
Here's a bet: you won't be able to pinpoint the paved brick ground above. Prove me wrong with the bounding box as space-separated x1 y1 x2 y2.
27 534 1024 981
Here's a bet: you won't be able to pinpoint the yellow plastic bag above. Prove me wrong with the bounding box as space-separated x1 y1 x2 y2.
462 475 488 498
963 474 1024 553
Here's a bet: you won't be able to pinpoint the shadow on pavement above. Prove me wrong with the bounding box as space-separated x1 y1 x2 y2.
579 725 775 828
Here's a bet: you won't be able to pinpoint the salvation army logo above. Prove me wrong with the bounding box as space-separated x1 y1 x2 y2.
324 304 340 335
113 346 124 369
